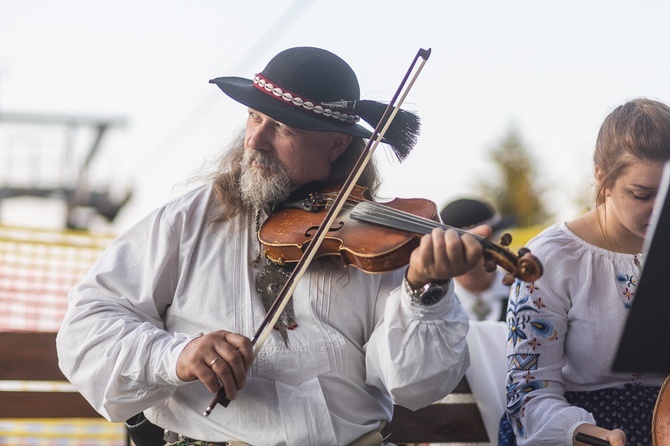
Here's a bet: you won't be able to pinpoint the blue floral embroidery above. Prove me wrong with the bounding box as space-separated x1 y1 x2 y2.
616 273 637 309
506 279 557 437
506 377 543 414
625 274 636 287
528 320 553 337
507 281 555 348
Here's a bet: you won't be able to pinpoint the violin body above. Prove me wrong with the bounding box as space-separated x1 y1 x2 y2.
260 185 439 273
654 375 670 445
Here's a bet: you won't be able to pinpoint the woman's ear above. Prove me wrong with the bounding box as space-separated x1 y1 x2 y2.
595 165 605 187
595 165 612 199
328 133 352 162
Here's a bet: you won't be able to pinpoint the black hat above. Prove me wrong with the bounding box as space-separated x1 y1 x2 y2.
440 198 516 232
209 47 419 161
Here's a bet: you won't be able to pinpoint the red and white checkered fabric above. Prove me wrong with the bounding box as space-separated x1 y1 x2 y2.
0 225 114 332
0 225 124 445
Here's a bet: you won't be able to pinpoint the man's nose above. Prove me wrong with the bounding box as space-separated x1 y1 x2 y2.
248 122 273 151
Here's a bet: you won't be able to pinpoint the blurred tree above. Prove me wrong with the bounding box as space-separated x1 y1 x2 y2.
477 126 552 227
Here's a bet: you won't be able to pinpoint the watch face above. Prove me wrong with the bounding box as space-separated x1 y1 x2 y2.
420 285 447 306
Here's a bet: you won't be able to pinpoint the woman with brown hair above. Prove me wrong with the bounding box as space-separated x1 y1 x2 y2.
502 98 670 445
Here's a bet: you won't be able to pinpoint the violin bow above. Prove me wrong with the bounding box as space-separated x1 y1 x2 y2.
204 48 431 416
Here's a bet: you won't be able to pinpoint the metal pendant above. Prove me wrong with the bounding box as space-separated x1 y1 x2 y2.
255 262 297 346
472 296 492 321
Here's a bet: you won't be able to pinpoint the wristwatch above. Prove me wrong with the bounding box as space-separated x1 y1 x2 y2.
404 276 450 306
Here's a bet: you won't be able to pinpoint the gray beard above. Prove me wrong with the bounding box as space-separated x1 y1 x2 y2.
239 150 292 210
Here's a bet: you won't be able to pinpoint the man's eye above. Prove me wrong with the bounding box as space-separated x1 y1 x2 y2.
276 123 294 134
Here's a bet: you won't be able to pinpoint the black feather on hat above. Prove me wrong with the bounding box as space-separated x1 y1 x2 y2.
209 47 420 161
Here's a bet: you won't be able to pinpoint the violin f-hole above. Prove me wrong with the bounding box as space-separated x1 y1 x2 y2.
305 221 345 237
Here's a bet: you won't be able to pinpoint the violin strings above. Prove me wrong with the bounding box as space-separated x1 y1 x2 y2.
322 194 440 233
332 195 492 243
350 201 440 234
322 195 435 232
321 193 491 243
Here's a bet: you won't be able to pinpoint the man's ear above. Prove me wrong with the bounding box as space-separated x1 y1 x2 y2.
328 133 352 162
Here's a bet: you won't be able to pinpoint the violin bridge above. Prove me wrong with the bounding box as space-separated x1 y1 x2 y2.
301 192 328 212
281 193 328 212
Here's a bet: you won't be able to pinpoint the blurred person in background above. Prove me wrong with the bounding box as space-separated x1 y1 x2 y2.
440 198 516 322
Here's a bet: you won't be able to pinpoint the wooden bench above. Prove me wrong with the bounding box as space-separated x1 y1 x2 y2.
0 331 129 444
382 377 490 444
0 331 101 418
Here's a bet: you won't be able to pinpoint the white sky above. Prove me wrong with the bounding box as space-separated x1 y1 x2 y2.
1 0 670 232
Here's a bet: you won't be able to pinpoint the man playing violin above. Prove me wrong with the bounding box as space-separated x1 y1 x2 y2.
57 47 488 446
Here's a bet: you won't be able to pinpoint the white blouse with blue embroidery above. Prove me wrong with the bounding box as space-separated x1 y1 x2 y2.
505 222 665 445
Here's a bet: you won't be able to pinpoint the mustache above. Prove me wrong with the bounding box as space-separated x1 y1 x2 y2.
243 150 284 172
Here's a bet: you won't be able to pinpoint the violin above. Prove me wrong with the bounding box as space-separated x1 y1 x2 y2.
654 375 670 445
259 184 543 285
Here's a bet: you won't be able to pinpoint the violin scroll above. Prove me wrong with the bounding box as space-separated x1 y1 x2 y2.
481 233 543 286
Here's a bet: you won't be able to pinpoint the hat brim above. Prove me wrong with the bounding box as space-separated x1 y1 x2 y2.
210 76 374 139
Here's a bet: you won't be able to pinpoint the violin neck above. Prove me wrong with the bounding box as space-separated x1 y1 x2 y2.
349 200 486 242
